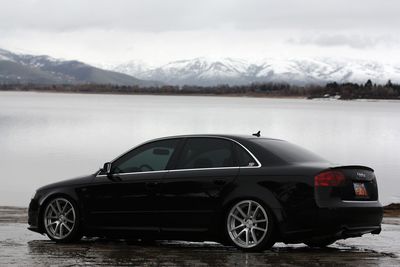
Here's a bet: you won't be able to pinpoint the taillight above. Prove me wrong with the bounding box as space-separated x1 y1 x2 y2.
315 170 345 187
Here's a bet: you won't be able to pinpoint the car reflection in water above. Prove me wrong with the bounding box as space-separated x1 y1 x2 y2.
26 238 396 266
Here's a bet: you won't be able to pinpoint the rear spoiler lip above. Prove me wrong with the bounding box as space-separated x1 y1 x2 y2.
329 165 374 172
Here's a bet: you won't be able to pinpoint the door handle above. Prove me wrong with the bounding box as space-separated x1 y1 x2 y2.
214 179 227 186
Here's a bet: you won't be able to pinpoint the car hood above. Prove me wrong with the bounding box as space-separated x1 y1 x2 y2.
37 173 96 191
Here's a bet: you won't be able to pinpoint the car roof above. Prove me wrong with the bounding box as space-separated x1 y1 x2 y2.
109 134 286 166
144 134 287 167
148 134 284 143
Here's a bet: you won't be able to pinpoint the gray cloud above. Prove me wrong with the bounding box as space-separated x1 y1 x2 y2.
0 0 400 32
0 0 399 65
288 34 400 49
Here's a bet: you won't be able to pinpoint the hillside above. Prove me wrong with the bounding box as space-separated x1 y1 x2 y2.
112 57 400 86
0 48 156 86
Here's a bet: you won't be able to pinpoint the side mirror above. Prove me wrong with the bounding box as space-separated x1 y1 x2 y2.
103 162 112 175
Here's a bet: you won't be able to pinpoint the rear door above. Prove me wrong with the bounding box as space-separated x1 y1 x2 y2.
159 137 239 236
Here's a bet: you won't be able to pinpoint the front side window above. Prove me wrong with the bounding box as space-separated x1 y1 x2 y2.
112 139 179 174
176 138 235 169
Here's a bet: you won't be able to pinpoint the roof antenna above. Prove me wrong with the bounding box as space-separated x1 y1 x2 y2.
252 130 261 137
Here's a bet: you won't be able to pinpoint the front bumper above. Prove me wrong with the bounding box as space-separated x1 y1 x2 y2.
28 226 42 233
28 197 44 234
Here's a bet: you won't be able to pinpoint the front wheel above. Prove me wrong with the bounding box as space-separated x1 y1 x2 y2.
226 199 276 252
43 197 82 242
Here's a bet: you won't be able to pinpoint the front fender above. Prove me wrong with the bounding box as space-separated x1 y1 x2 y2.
36 186 85 233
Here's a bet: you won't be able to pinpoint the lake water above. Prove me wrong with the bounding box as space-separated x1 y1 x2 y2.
0 91 399 206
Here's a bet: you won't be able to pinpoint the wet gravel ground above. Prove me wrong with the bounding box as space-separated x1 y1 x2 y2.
1 208 399 266
1 220 399 267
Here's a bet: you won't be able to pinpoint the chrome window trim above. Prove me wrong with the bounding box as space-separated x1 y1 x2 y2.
96 135 262 177
341 200 379 203
169 166 240 173
230 138 262 168
97 167 242 177
97 166 253 177
97 169 169 177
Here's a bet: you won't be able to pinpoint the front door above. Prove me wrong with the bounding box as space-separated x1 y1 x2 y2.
84 138 180 234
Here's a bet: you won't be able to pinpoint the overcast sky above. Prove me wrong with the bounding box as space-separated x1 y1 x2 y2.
0 0 399 65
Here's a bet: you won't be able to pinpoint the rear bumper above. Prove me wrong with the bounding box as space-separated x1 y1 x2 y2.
313 203 383 238
282 202 383 243
316 204 382 226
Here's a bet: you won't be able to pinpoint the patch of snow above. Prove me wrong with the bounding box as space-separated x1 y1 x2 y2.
0 54 12 61
335 222 400 257
112 56 400 86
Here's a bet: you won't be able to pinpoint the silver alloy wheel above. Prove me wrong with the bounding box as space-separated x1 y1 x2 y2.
44 198 76 240
227 200 268 248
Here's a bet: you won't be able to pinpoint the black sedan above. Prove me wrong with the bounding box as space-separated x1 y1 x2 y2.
28 135 383 251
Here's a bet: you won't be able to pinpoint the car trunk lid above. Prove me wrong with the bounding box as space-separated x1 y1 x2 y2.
315 165 378 202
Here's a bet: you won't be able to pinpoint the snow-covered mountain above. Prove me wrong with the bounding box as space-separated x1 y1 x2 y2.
0 48 155 86
111 57 400 86
113 60 154 78
3 47 398 87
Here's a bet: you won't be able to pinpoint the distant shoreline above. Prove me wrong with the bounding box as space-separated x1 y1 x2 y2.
1 87 400 101
1 80 400 100
384 203 400 217
0 88 305 99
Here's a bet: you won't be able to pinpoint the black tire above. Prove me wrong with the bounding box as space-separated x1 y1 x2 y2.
225 199 276 252
42 196 82 243
305 238 336 248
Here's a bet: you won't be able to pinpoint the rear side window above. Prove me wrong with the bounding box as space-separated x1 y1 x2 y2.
234 144 259 167
254 139 326 163
176 138 235 169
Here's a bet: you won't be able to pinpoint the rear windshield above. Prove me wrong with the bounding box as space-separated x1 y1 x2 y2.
254 139 326 163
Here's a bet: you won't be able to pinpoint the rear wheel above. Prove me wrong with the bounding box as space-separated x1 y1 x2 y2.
226 199 276 252
43 197 82 242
